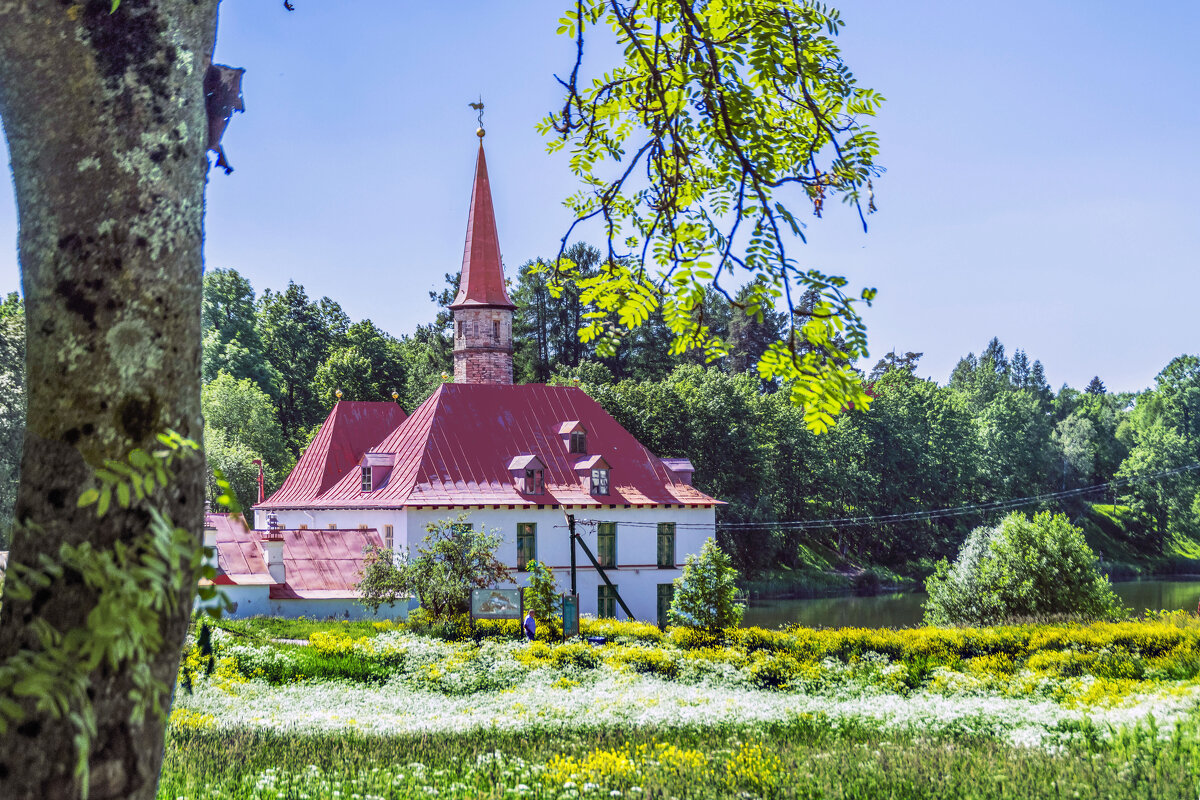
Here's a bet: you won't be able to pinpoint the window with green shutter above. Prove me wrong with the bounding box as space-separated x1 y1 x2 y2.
597 522 617 568
598 584 618 619
517 522 536 571
657 522 675 568
657 583 674 628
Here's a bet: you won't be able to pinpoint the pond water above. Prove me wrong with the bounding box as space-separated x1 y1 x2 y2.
741 579 1200 629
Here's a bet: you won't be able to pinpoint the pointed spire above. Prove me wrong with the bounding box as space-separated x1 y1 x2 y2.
450 141 515 310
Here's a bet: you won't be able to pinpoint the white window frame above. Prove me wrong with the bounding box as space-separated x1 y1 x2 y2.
590 468 609 496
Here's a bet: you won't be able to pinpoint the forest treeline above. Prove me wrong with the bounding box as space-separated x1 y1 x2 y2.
0 246 1197 574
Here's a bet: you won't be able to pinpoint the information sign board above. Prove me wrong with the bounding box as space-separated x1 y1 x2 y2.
562 593 580 639
470 588 523 620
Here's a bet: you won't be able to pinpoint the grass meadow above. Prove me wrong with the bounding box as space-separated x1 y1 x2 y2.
160 614 1200 799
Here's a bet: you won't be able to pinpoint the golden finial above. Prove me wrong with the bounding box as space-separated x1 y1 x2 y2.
440 371 449 382
469 98 485 138
335 389 343 400
391 390 399 401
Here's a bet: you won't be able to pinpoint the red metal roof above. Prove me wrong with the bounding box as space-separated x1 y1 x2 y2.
259 400 407 508
282 383 720 509
206 512 380 598
449 143 515 310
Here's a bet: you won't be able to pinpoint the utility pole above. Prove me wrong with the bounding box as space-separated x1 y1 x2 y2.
566 512 577 596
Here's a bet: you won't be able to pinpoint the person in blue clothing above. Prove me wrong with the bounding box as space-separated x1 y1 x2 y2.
523 609 537 642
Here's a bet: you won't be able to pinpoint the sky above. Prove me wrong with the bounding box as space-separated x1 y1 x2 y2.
1 1 1197 393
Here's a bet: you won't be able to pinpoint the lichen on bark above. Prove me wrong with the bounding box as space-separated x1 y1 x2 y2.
0 1 221 798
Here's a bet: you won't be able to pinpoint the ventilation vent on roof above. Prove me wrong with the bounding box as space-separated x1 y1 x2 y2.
662 458 695 486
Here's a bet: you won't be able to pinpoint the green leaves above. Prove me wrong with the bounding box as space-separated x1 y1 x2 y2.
77 430 198 516
544 0 884 431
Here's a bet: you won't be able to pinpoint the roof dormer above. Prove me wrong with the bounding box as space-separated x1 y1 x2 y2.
507 454 546 495
559 420 587 454
574 454 611 496
359 452 395 493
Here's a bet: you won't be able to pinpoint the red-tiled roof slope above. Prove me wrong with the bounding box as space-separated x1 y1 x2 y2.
205 512 381 597
309 383 720 508
449 143 515 310
270 527 383 598
259 401 407 508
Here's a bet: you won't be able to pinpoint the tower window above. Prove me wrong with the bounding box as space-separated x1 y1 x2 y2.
361 466 372 492
493 320 500 341
457 321 464 338
570 430 587 454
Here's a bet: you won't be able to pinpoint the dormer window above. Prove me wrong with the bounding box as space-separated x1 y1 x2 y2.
359 452 394 493
574 454 611 496
559 421 587 454
508 454 546 496
523 468 545 495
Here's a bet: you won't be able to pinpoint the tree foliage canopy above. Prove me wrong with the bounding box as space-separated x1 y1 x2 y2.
358 516 511 620
542 0 884 431
923 512 1124 626
669 537 744 630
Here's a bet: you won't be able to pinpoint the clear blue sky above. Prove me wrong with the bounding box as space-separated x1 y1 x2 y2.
1 1 1196 393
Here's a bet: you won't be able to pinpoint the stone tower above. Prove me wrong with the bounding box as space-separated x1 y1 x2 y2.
450 136 516 385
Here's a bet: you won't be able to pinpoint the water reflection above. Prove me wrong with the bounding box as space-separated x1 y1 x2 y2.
742 579 1200 630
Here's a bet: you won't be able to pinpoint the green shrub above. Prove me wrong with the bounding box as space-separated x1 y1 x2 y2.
406 609 472 641
667 625 723 650
522 560 561 638
605 645 680 678
669 538 744 630
924 512 1126 626
745 651 802 689
551 642 601 670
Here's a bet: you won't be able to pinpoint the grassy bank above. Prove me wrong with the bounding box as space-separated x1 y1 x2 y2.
160 714 1200 799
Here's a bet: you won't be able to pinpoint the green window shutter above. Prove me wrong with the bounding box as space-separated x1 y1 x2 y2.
597 522 617 568
657 583 674 628
657 522 675 568
598 584 618 619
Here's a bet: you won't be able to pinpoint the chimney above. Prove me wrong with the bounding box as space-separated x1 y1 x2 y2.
202 519 219 573
261 512 285 584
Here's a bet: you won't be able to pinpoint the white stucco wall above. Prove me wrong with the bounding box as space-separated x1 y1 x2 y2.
265 597 414 621
198 583 415 621
253 504 716 624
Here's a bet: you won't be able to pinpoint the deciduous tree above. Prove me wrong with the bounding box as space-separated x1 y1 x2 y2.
0 3 218 796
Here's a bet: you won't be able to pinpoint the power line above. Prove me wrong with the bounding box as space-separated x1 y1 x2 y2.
567 462 1200 533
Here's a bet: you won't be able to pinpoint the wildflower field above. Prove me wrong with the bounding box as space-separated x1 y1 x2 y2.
161 614 1200 799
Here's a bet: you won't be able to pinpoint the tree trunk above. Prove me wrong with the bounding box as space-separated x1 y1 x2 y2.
0 1 219 798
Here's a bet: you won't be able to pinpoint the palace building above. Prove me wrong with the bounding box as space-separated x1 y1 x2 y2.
218 132 721 624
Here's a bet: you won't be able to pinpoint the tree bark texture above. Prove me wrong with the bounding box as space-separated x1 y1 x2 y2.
0 1 219 798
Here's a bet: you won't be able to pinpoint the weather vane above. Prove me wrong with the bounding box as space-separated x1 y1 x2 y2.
469 97 485 137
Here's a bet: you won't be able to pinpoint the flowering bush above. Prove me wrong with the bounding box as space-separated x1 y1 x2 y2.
925 512 1126 626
